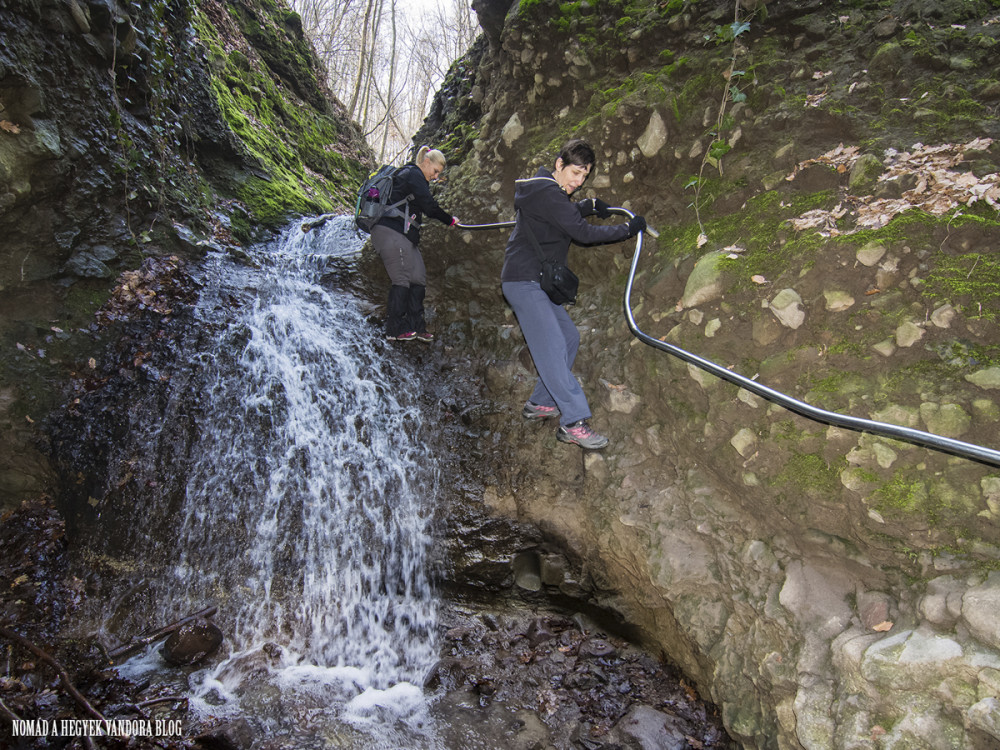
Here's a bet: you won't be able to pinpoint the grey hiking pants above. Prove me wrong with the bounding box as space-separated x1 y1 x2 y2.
373 225 428 335
502 280 590 427
372 225 426 286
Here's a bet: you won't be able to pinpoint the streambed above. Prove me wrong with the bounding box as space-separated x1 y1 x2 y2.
16 217 733 749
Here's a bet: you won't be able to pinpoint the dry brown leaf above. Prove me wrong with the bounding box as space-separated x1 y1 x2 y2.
872 620 893 632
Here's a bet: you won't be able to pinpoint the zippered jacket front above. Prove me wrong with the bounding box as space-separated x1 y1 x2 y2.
501 167 630 283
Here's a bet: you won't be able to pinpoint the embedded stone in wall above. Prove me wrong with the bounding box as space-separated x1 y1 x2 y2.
919 402 971 438
680 251 725 309
919 576 966 627
871 404 920 429
769 288 805 329
930 304 956 328
966 698 1000 740
730 427 756 457
687 363 720 390
637 110 667 158
871 441 897 469
873 339 896 357
895 320 924 348
64 251 112 278
857 241 887 267
753 315 783 346
966 367 1000 390
501 113 524 147
824 289 854 312
961 572 1000 650
601 379 640 413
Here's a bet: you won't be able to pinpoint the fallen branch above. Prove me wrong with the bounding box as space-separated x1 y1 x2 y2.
0 623 106 722
301 213 339 232
106 606 218 663
0 695 23 722
137 695 188 709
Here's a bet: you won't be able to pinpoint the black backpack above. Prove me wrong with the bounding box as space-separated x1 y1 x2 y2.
354 165 413 234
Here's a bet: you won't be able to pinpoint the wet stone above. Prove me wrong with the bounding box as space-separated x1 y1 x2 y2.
526 617 556 646
423 657 468 690
160 617 223 666
580 637 617 659
432 603 735 749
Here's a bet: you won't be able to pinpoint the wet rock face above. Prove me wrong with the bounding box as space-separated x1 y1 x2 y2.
1 0 371 509
414 0 1000 747
471 0 516 48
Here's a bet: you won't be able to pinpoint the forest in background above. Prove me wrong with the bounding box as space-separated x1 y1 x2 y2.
292 0 479 161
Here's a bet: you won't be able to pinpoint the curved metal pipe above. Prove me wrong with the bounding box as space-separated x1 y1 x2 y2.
610 207 1000 469
454 209 1000 466
455 220 515 231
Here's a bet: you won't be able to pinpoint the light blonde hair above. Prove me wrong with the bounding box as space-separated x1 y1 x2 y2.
416 145 446 168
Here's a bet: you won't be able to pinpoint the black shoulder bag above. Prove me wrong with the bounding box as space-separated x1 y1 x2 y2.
519 211 579 306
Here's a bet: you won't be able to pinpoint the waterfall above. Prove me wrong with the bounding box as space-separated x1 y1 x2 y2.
111 217 442 745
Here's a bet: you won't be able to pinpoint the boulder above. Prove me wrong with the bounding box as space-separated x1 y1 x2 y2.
160 618 223 666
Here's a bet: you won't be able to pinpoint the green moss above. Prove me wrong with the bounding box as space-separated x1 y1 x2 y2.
923 252 1000 324
703 190 834 288
774 453 842 497
192 5 368 234
873 474 930 514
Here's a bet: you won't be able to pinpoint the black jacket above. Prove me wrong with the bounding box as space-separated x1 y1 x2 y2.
501 167 631 283
375 163 453 245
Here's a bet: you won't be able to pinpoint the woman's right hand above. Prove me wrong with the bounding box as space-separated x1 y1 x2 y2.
627 215 647 236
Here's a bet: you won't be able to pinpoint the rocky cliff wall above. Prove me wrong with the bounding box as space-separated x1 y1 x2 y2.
0 0 371 507
418 0 1000 747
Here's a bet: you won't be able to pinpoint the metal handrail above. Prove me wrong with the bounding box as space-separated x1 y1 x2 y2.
609 207 1000 469
454 210 1000 467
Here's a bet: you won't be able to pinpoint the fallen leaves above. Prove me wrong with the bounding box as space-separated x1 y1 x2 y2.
789 203 849 236
96 255 194 324
786 138 1000 235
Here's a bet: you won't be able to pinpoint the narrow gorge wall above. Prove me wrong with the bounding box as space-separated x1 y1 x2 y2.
418 0 1000 747
0 0 371 508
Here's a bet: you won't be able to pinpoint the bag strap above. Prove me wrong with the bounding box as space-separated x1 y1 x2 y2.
392 166 416 232
517 210 549 265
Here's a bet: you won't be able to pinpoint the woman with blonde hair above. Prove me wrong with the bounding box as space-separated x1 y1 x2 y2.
372 145 458 342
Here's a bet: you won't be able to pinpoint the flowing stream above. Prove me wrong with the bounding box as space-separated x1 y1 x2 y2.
97 217 444 747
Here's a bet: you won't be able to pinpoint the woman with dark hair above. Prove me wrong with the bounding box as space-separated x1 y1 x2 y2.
501 139 646 450
373 145 458 342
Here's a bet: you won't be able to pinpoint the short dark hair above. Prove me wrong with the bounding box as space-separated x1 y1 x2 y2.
557 139 596 169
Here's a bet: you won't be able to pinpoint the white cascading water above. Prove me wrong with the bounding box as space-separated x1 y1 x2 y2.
116 217 442 747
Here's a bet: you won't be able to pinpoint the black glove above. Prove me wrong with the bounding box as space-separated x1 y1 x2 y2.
579 198 612 219
627 215 647 236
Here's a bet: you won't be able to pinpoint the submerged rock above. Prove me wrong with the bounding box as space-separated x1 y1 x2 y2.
160 617 224 666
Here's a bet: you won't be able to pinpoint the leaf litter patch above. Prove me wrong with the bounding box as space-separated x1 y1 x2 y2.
786 138 1000 236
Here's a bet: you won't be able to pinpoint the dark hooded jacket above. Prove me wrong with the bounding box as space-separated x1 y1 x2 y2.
501 167 631 283
375 163 453 245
